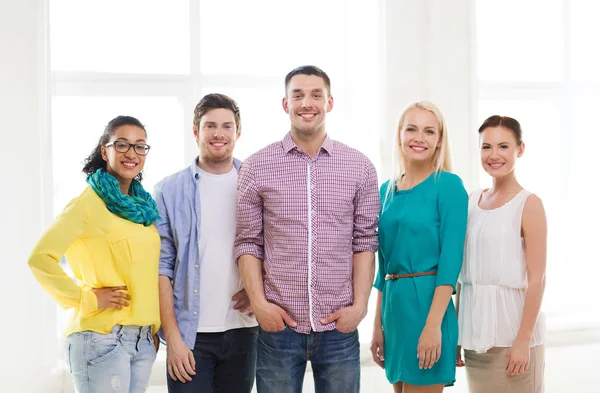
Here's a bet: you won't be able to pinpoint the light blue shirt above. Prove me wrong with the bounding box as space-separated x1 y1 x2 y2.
153 157 242 349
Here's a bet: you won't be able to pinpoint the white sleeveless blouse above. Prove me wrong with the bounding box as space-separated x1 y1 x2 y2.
458 189 545 353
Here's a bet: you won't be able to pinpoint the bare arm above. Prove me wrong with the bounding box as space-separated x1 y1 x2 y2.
517 195 547 342
353 251 375 314
159 275 196 383
238 254 267 308
506 195 547 376
158 276 181 342
369 290 385 368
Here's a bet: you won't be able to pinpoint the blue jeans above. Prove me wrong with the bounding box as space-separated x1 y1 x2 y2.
167 327 258 393
65 325 157 393
256 327 360 393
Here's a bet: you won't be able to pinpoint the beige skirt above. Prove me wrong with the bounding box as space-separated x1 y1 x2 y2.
464 345 545 393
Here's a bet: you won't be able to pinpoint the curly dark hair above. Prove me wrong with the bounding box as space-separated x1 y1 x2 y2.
82 116 147 181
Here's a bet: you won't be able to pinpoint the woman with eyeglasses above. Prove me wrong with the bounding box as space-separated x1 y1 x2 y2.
28 116 161 393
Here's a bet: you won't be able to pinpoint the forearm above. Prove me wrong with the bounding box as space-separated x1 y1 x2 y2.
516 278 545 342
352 251 375 310
158 275 181 341
425 285 454 328
373 290 383 330
238 254 267 307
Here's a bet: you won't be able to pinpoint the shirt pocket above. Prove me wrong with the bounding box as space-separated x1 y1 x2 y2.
106 230 155 265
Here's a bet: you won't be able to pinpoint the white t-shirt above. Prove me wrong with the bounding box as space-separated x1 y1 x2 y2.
196 166 257 332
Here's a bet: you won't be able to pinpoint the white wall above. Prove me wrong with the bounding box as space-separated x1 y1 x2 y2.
0 0 61 392
381 0 478 191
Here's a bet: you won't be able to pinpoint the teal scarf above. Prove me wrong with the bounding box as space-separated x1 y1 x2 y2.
87 169 160 226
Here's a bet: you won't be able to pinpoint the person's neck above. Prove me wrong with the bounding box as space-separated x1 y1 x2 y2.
197 157 234 175
118 180 132 195
290 128 327 157
489 172 521 194
401 161 435 189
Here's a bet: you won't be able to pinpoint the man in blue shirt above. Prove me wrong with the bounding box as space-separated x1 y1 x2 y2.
154 93 258 393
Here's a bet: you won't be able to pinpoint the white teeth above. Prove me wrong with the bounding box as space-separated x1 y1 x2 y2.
122 162 136 167
411 147 426 151
300 114 315 118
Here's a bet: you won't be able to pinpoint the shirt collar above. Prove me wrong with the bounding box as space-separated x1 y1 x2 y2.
281 132 333 156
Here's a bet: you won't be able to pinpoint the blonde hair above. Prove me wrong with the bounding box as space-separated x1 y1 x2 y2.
383 100 453 207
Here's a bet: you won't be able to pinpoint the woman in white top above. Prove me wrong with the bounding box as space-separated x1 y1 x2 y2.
456 115 547 393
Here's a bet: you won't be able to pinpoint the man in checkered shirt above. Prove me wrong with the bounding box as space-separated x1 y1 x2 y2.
234 65 380 393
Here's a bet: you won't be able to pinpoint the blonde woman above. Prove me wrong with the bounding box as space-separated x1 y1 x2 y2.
456 115 546 393
370 101 468 392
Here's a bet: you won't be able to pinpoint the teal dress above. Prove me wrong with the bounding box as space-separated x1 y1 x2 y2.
374 171 468 386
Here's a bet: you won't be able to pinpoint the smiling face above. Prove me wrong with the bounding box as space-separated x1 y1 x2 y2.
283 74 334 138
480 125 524 178
399 107 441 166
194 107 240 166
100 125 148 185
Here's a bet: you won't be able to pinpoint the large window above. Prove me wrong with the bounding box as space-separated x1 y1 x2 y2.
476 0 600 329
49 0 383 339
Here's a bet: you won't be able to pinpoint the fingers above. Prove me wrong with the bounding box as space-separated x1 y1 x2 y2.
456 346 465 367
320 310 341 325
167 363 177 382
507 361 519 376
424 349 433 369
418 347 425 369
234 298 251 313
278 308 297 327
182 356 196 378
417 348 439 369
231 289 246 301
176 362 193 382
188 349 196 371
112 291 131 300
171 361 186 383
370 344 385 368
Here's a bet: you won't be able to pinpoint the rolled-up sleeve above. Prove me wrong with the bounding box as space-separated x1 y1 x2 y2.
352 160 380 253
234 159 265 263
153 181 176 279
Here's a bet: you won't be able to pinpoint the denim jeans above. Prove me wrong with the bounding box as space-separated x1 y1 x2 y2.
256 327 360 393
65 325 157 393
167 327 258 393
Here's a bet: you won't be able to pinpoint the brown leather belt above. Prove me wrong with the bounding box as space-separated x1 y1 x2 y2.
385 271 437 281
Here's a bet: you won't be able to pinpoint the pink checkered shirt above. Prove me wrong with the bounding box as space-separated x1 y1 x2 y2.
234 132 380 334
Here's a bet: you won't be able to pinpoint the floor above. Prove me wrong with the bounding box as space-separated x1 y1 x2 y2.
141 342 600 393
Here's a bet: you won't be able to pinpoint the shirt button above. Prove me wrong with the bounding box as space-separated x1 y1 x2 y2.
311 210 316 215
193 312 197 315
195 264 199 268
194 289 198 293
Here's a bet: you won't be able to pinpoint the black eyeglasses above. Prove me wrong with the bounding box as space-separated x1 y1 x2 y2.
105 141 151 156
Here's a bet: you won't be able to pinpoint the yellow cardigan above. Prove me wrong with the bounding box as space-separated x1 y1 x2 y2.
28 186 161 336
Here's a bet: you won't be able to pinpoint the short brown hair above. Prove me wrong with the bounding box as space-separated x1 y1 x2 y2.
193 93 241 132
284 65 331 97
